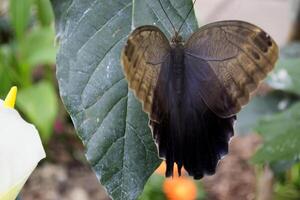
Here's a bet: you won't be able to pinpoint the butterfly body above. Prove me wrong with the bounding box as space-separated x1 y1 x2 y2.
121 21 278 179
150 39 235 179
170 44 185 97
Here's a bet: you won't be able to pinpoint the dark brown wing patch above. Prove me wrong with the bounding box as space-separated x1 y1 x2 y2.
121 25 170 121
185 20 279 118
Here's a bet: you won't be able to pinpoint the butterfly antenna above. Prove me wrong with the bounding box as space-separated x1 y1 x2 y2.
158 0 177 34
178 0 197 34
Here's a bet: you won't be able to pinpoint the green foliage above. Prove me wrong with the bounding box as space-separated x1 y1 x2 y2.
196 181 206 200
138 175 166 200
252 42 300 199
252 102 300 163
267 43 300 95
236 91 296 135
52 0 198 199
0 0 57 142
9 0 31 40
0 45 15 96
19 27 56 68
271 164 300 199
34 0 54 26
17 81 58 142
274 183 300 200
253 43 300 165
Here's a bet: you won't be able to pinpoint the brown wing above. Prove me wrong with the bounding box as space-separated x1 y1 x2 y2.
121 25 170 120
184 20 279 118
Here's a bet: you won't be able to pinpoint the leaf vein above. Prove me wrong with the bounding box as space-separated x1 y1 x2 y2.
86 95 127 145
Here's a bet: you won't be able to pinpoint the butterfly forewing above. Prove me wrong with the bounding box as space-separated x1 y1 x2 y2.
184 20 279 118
121 25 170 121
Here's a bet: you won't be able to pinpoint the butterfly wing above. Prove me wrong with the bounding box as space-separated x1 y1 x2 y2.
184 20 279 118
121 25 170 121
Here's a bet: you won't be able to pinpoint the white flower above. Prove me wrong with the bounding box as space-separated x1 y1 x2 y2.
0 87 46 200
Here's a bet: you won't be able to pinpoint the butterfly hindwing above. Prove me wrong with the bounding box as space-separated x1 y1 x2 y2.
185 20 279 118
121 25 170 121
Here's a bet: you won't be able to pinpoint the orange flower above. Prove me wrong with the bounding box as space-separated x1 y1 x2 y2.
163 177 197 200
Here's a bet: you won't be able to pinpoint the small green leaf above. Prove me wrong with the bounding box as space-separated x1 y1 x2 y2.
34 0 54 26
19 27 56 68
17 81 58 142
252 102 300 163
9 0 32 40
52 0 198 199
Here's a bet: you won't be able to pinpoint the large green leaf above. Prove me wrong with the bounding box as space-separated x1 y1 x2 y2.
52 0 198 199
252 102 300 163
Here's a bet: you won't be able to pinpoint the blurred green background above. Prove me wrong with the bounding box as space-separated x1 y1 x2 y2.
0 0 57 142
1 0 300 199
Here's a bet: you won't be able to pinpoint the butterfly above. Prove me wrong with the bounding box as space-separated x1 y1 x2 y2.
121 1 278 179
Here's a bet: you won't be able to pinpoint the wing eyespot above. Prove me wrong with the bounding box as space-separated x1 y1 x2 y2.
252 51 260 60
267 40 273 47
125 40 135 61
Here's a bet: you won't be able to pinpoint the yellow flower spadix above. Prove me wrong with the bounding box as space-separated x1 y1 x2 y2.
0 86 46 200
3 86 17 109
